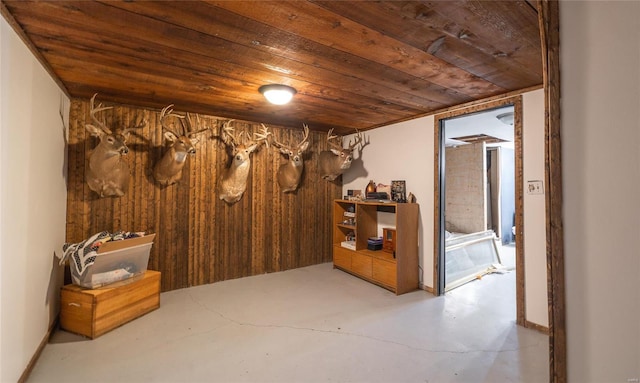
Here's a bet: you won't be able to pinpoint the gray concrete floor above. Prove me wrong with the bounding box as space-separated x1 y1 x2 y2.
28 263 548 383
497 242 516 271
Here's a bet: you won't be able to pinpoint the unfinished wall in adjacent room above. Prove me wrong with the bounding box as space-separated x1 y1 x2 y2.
444 142 486 234
65 99 341 292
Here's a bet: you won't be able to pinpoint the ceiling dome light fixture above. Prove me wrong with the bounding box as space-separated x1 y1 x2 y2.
496 112 514 126
259 84 297 105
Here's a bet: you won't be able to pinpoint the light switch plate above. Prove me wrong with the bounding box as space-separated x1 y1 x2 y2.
527 180 544 195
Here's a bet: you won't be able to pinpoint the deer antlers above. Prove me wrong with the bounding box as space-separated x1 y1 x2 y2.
160 105 210 139
221 120 271 149
356 130 370 151
256 124 272 148
159 104 183 136
221 119 240 148
89 93 114 135
272 124 310 154
326 128 365 151
88 93 146 138
181 113 211 138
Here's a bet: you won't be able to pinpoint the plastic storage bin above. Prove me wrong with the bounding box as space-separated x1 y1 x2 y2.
72 234 155 289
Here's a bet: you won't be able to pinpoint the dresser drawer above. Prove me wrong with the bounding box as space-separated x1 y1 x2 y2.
333 245 353 269
351 252 372 279
373 258 397 288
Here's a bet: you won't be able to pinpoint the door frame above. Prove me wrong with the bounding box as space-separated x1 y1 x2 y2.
430 2 565 380
538 2 565 381
432 96 525 327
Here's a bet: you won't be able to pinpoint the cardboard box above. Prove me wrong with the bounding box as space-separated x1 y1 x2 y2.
60 270 161 339
72 234 156 289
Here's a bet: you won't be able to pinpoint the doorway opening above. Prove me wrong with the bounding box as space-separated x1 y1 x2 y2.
434 95 525 325
442 105 515 292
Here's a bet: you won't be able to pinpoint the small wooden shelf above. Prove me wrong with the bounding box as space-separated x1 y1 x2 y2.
332 199 419 295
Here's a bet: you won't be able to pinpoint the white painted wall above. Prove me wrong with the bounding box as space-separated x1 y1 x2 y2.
562 1 640 381
0 18 3 379
343 116 435 287
342 90 548 327
522 89 548 327
0 18 69 382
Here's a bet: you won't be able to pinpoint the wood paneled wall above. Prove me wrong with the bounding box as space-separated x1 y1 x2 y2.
66 98 342 291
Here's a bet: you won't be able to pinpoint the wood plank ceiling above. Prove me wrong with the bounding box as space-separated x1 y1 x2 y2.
1 0 541 134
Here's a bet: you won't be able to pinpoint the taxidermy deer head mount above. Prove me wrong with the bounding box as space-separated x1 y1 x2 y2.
153 105 210 186
85 93 146 197
218 120 271 204
319 129 368 181
271 124 310 193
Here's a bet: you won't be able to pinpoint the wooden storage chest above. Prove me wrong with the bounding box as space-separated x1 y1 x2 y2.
60 270 161 339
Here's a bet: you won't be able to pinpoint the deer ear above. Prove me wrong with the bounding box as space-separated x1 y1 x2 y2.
330 148 341 156
85 124 104 138
299 141 310 152
247 144 259 153
164 131 177 142
190 137 200 145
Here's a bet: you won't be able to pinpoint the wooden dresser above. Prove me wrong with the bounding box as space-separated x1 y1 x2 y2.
332 200 419 295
